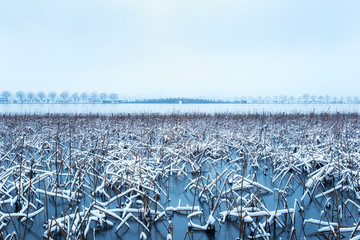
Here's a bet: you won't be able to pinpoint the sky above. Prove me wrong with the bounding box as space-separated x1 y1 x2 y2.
0 0 359 98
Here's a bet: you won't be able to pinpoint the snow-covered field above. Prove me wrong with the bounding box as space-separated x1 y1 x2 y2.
1 103 360 115
0 113 360 239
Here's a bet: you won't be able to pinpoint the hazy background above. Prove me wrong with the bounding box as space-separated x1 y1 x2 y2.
0 0 359 98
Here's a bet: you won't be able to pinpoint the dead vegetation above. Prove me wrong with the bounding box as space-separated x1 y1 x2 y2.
0 113 359 239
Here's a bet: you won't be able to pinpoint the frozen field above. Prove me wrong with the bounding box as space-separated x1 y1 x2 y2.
0 113 360 239
0 103 360 115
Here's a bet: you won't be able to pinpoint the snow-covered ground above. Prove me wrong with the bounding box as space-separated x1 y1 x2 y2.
1 103 360 115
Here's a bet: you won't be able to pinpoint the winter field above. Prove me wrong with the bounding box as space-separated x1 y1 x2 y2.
1 113 360 240
1 103 360 115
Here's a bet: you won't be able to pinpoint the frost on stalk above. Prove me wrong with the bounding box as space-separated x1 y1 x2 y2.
0 114 360 239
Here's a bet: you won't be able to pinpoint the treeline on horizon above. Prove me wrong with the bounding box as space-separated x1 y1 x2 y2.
0 91 359 104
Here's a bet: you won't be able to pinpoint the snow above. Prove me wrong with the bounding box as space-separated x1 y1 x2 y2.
140 232 147 240
1 113 360 239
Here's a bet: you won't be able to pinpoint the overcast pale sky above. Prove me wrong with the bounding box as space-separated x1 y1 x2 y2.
0 0 359 98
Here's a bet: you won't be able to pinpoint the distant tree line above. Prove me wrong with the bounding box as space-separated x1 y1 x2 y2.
0 91 120 103
0 91 359 104
235 94 360 104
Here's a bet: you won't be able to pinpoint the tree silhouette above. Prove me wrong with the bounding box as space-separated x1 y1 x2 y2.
48 92 57 103
109 93 119 103
16 91 25 103
37 92 46 103
80 92 89 103
1 91 11 100
60 91 70 103
27 92 35 102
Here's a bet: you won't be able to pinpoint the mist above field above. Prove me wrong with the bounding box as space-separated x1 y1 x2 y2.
0 0 359 97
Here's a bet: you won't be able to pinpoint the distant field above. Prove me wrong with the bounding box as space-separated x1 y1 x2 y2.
0 113 359 239
1 103 360 115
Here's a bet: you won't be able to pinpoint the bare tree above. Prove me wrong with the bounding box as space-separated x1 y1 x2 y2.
264 95 271 103
48 92 57 103
80 92 89 103
60 91 70 103
289 96 295 103
100 92 108 102
16 91 25 103
71 92 79 103
247 96 254 104
37 91 46 103
317 96 324 103
1 91 11 100
109 93 119 103
90 92 98 103
240 96 247 103
325 95 331 104
346 96 353 104
272 95 279 103
26 92 35 103
279 95 288 103
255 96 263 104
302 94 310 103
310 95 317 103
